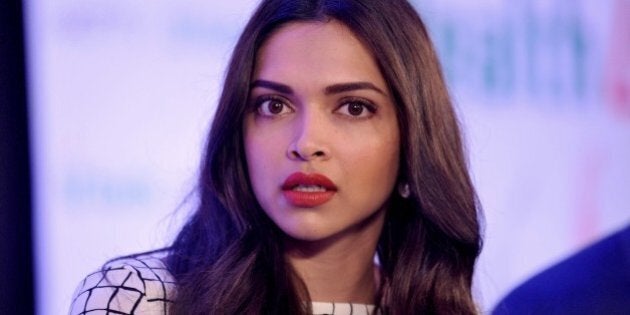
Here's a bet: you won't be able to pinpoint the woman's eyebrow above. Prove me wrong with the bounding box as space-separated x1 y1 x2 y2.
324 82 386 96
250 79 386 96
251 80 293 94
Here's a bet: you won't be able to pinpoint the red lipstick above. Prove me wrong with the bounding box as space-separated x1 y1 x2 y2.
281 172 337 207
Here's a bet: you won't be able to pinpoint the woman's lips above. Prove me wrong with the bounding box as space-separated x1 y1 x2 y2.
281 172 337 207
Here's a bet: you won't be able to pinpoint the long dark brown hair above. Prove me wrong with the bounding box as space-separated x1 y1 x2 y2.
166 0 482 314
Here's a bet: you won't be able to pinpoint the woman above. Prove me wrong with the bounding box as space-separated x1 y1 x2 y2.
70 0 482 314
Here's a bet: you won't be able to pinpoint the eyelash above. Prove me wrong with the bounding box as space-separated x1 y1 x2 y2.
251 95 378 119
253 95 293 117
336 97 377 119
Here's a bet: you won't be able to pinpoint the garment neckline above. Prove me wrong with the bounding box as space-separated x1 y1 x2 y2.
311 301 376 315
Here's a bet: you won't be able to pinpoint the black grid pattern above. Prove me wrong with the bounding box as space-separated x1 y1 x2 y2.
69 255 377 314
69 256 174 315
311 302 376 315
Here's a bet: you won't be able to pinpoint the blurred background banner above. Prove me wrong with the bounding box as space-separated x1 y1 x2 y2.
23 0 628 313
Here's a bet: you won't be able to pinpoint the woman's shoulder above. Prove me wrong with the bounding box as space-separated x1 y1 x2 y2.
69 253 175 315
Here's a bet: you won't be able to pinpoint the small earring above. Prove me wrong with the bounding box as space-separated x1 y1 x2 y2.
398 183 410 198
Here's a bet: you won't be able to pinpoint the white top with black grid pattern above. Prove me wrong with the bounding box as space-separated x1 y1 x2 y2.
69 256 174 315
68 255 376 315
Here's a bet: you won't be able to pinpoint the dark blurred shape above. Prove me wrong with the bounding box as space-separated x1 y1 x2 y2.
492 225 630 315
0 0 35 313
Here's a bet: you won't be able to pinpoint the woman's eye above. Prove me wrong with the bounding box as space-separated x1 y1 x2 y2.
337 100 376 118
256 97 293 116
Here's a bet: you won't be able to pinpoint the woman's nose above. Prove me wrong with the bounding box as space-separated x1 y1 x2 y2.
287 109 331 161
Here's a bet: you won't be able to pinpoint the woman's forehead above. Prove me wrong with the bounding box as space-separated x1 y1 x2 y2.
252 20 388 94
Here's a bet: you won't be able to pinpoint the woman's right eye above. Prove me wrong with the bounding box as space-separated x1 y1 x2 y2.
256 97 293 117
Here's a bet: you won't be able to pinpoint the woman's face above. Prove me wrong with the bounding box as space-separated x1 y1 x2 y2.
244 20 400 242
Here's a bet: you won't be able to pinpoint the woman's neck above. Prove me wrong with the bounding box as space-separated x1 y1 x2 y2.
284 210 385 304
